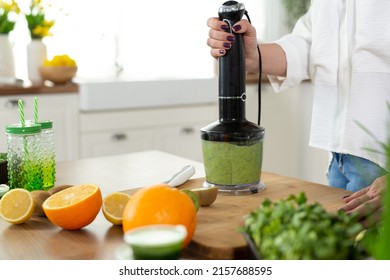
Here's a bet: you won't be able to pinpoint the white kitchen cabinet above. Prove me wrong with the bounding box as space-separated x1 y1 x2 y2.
0 93 79 161
79 104 218 161
155 123 206 162
80 128 155 158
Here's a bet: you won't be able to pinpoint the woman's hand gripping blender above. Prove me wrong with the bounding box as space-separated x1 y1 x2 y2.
207 12 287 77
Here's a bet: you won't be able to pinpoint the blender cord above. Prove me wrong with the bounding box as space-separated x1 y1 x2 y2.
244 10 262 126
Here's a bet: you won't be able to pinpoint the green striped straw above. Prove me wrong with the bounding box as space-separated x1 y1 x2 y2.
34 97 38 123
19 99 25 126
18 99 29 158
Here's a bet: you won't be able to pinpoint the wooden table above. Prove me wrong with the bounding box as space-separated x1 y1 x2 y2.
0 150 350 260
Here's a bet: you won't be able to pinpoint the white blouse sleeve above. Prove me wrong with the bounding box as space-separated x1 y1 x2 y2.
268 9 313 92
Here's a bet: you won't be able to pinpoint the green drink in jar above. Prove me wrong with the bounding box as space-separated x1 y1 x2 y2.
6 122 43 191
38 120 56 190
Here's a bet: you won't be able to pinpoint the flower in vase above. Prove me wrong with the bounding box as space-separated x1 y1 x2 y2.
25 0 54 39
0 0 20 34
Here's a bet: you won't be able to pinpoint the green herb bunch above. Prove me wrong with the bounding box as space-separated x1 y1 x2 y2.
0 0 20 34
242 192 365 260
0 153 6 162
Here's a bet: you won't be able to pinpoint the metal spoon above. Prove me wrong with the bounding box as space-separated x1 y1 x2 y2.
163 165 195 187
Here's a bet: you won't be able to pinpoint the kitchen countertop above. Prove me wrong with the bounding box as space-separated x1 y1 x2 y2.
0 150 350 260
0 74 269 97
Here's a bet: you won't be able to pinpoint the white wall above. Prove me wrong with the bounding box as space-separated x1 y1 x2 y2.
246 82 329 185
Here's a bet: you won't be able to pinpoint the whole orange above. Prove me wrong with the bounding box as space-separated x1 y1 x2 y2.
122 184 197 246
42 184 102 230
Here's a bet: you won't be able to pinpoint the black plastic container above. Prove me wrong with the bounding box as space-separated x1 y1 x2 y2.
0 153 7 184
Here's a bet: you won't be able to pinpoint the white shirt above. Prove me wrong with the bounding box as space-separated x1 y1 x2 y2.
269 0 390 170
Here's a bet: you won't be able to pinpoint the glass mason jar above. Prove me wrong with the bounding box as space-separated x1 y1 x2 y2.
38 120 56 190
6 122 43 191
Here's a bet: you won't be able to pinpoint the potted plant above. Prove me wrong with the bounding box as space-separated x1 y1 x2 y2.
282 0 311 31
368 140 390 259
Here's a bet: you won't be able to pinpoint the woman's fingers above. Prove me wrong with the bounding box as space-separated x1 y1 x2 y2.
341 193 372 212
345 197 382 228
207 29 234 49
206 17 260 72
339 176 387 228
232 19 257 38
343 186 369 203
207 17 234 58
207 17 222 29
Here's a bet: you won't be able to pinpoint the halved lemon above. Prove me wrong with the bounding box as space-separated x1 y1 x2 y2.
102 192 132 225
0 188 35 224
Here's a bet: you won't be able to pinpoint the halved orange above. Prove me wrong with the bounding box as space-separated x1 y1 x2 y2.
42 184 102 230
0 188 35 224
102 192 132 225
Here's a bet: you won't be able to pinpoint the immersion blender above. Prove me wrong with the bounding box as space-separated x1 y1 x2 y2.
200 1 265 195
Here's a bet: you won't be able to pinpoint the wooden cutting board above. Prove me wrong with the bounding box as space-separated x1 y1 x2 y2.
124 172 351 260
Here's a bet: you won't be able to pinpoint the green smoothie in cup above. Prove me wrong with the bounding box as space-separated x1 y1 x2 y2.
202 139 263 186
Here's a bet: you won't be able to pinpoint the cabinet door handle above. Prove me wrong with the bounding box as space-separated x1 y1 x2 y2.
5 99 24 109
111 133 127 141
180 127 195 135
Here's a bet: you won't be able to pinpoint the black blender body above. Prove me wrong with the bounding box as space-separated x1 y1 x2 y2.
200 1 265 195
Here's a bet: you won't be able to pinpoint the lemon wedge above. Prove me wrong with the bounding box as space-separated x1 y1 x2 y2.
102 192 132 225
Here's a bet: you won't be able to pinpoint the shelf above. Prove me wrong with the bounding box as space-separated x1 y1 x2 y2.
0 82 79 96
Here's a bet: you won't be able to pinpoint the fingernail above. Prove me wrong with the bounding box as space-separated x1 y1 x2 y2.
227 35 235 42
342 195 351 199
221 24 229 31
233 25 241 31
223 42 231 48
219 49 225 55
